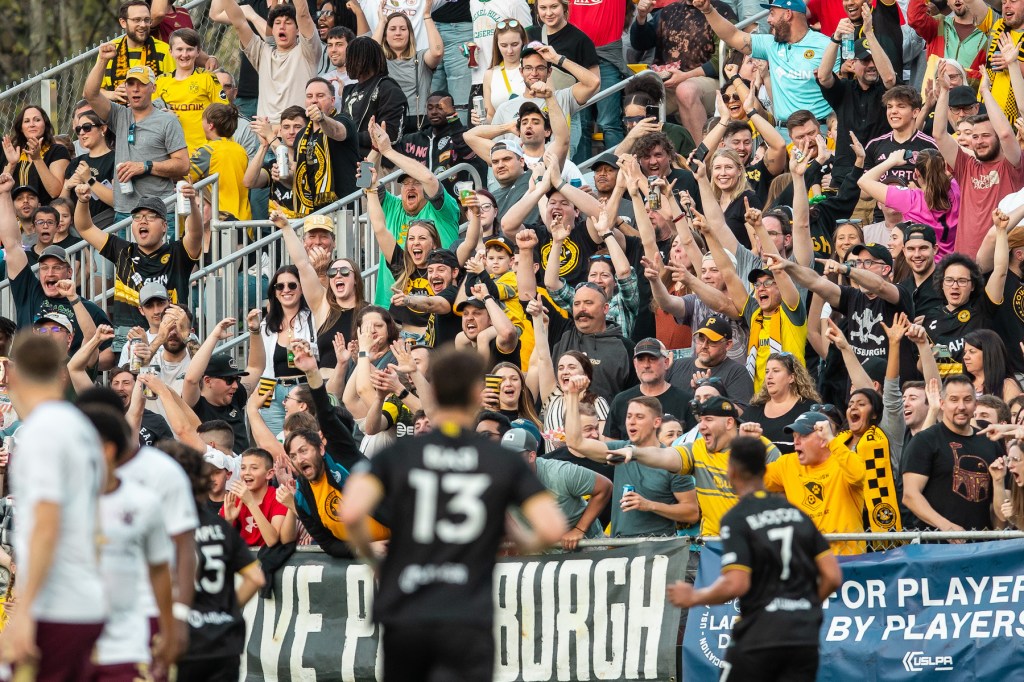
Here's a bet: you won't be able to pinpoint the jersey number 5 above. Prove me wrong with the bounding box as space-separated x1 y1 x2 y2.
767 526 793 581
409 469 490 544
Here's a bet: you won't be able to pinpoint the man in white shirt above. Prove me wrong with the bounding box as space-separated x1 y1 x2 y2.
5 332 106 678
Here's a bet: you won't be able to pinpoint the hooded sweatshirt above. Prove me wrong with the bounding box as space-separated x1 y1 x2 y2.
551 323 638 402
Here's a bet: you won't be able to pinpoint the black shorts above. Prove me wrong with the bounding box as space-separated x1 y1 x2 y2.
721 643 818 682
382 621 494 682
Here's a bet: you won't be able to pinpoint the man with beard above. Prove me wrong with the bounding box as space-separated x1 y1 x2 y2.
817 15 897 183
394 92 485 196
934 60 1024 257
667 315 754 402
293 77 359 214
809 0 903 80
565 379 698 537
416 248 463 348
605 339 692 440
322 26 357 105
903 374 1002 533
466 100 581 183
109 367 174 446
910 0 990 81
454 283 521 369
11 185 39 245
99 0 175 100
896 223 944 322
693 0 833 130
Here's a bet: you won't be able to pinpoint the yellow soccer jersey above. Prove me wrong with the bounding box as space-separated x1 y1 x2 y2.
189 138 252 221
764 439 867 555
154 68 228 154
493 270 534 370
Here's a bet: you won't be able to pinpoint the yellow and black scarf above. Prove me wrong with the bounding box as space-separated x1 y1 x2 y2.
840 425 902 534
294 115 337 215
105 35 164 88
16 141 50 188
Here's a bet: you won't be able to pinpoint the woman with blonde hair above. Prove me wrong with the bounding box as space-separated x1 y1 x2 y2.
374 10 443 130
742 351 821 453
991 439 1024 529
479 19 528 123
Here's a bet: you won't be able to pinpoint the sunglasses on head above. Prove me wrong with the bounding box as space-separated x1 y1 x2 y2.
74 123 97 135
574 281 605 295
836 219 862 226
495 19 521 29
274 281 299 291
327 266 352 278
696 377 725 388
590 254 611 261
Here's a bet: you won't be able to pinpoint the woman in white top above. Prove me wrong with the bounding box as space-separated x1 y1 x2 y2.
374 10 443 131
479 19 528 124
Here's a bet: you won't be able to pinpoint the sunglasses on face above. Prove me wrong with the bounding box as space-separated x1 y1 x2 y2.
274 281 299 291
219 376 239 385
318 9 334 18
722 92 741 103
74 123 97 135
327 266 352 278
495 19 521 29
624 115 646 125
811 403 836 413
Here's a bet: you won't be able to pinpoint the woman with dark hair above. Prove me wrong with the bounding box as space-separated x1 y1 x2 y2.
342 305 400 421
317 256 369 371
929 245 1002 364
62 110 115 227
486 361 542 426
858 149 959 259
991 439 1024 529
257 264 324 434
3 104 71 204
616 73 694 158
532 349 610 446
962 329 1022 402
742 352 821 452
374 10 443 130
341 36 409 157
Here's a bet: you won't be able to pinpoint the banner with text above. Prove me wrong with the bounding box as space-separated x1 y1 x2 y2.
683 539 1024 680
241 542 688 681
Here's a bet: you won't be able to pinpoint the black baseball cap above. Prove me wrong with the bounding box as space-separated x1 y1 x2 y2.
205 353 249 379
903 223 937 245
454 297 489 313
854 37 872 61
425 248 459 269
784 411 829 435
634 337 669 358
131 196 168 217
693 395 739 419
850 243 894 268
591 151 619 169
11 185 38 200
695 315 732 342
747 268 773 284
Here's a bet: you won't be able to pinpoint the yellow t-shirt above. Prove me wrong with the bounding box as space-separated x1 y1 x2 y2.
308 474 390 541
742 296 808 393
978 13 1022 122
764 440 867 555
492 270 534 370
188 137 252 221
674 435 781 536
154 68 228 154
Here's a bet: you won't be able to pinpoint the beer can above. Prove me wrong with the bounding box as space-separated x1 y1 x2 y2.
129 339 143 373
275 143 291 180
141 365 157 400
176 181 191 216
118 164 134 195
570 179 582 188
647 175 661 210
622 484 635 495
472 95 486 123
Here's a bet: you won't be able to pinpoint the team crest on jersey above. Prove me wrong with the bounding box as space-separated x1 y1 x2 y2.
804 481 824 507
161 254 170 265
540 238 580 277
189 82 200 94
324 488 342 521
957 310 971 323
804 50 815 59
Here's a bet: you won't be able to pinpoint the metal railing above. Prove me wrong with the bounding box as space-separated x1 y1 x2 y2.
719 11 770 85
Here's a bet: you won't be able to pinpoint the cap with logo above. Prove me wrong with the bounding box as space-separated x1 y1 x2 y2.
501 428 539 454
850 242 894 268
695 315 732 342
205 353 249 378
518 101 548 122
491 139 525 160
303 214 335 234
139 281 170 306
634 337 669 358
693 395 739 418
484 235 516 255
759 0 807 12
125 65 156 85
784 411 829 435
903 223 936 246
38 244 70 265
854 38 872 61
131 196 168 217
948 86 979 110
34 311 74 334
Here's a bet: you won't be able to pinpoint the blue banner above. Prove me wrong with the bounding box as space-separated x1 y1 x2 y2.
683 539 1024 680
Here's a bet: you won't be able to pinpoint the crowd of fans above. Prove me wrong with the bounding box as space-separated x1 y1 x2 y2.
5 0 1024 676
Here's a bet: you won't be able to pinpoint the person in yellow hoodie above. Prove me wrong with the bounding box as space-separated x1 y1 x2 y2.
765 410 867 555
154 28 227 154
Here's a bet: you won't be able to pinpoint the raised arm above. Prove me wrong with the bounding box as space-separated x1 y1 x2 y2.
72 184 112 253
271 210 330 322
526 297 557 407
68 325 114 394
515 229 540 302
825 319 874 390
472 282 517 353
293 0 318 40
371 118 441 198
697 215 750 307
774 258 842 306
366 169 397 262
421 13 444 69
535 45 600 106
83 42 116 122
691 155 739 252
211 0 256 50
932 61 960 166
0 175 27 279
499 164 552 235
858 149 906 204
861 7 897 88
816 18 844 87
562 377 613 462
181 316 238 407
691 0 751 54
790 142 814 267
986 207 1016 303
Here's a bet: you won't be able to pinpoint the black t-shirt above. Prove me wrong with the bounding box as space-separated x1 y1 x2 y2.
863 131 938 185
486 335 521 370
65 150 116 225
262 154 298 214
526 23 599 71
431 0 470 23
98 233 200 329
140 409 173 446
838 284 914 362
745 158 776 202
903 422 1001 532
367 426 547 625
235 0 318 99
603 385 693 440
424 283 461 348
532 217 601 290
924 294 997 361
724 190 763 249
819 77 888 172
18 144 71 205
898 273 944 327
10 268 113 356
387 251 431 328
993 270 1024 375
183 507 254 661
667 356 755 405
740 399 816 453
293 114 359 213
719 490 830 651
194 387 249 454
317 308 358 369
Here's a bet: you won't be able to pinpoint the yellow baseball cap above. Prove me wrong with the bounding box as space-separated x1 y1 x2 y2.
125 65 156 84
303 214 335 234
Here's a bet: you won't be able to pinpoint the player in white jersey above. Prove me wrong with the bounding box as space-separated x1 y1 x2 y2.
80 402 177 682
3 333 106 681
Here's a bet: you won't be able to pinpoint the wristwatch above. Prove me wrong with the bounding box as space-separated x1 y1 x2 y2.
87 177 96 186
143 160 153 175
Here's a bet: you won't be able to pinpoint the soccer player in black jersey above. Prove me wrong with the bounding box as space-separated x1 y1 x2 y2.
340 346 567 681
668 436 843 681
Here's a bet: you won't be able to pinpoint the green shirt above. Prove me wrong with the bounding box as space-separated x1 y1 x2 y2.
536 458 603 538
373 188 462 307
